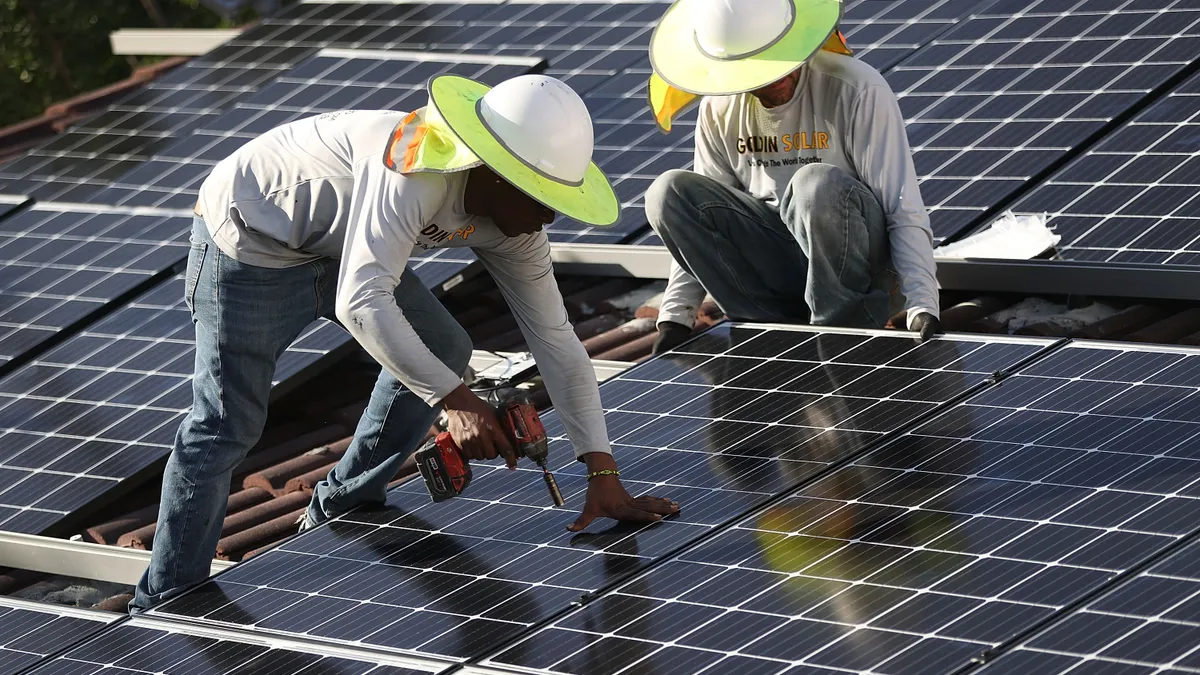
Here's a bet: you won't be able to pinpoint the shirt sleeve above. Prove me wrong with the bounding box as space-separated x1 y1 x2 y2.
475 233 612 460
657 260 705 329
335 159 465 406
848 84 941 325
692 97 742 189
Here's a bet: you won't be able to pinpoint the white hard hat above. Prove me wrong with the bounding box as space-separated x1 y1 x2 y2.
477 74 595 186
427 74 619 226
694 0 795 59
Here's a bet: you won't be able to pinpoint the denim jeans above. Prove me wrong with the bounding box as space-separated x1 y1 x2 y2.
130 217 471 612
646 164 895 328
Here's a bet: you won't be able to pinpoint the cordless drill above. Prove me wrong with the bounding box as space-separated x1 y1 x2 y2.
415 389 565 506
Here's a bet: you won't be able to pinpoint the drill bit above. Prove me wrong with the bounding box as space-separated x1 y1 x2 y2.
539 460 565 506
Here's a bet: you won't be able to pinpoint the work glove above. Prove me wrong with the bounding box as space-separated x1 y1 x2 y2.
652 321 692 355
909 311 942 342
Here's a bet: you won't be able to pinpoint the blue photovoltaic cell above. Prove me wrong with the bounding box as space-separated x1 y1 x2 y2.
999 69 1200 266
0 275 349 535
481 340 1200 675
980 538 1200 674
0 598 115 675
146 324 1052 664
890 0 1200 243
0 206 192 369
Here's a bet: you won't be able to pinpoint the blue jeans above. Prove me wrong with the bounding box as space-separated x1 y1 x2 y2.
131 217 471 612
646 164 895 328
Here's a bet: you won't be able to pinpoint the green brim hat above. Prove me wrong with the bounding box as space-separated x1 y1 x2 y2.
427 75 620 227
649 0 843 96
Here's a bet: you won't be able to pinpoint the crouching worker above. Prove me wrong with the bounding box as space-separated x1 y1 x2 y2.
643 0 942 355
131 74 680 612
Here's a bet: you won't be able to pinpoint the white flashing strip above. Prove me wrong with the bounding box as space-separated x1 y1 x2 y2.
30 201 195 218
550 242 674 279
110 28 241 56
316 47 543 68
0 194 28 205
0 530 232 586
127 617 451 672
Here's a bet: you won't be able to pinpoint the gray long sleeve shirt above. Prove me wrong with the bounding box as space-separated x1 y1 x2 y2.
198 109 611 459
659 50 940 329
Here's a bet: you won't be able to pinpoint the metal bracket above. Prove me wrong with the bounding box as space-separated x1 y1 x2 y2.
0 530 232 586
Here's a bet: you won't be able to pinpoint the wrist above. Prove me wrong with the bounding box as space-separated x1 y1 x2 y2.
439 383 473 411
581 451 617 473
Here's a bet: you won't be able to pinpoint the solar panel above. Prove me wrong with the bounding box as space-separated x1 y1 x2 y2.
980 538 1200 674
997 69 1200 266
0 598 115 675
145 324 1054 663
86 49 543 212
0 204 193 371
891 0 1200 243
0 78 253 205
481 339 1200 674
0 275 350 535
21 617 447 675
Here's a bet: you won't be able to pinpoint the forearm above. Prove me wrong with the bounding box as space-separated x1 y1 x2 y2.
888 219 940 321
657 260 706 327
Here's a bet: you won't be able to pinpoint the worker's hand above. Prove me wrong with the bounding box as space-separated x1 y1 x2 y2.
909 311 942 342
441 384 517 468
652 321 692 356
567 453 679 531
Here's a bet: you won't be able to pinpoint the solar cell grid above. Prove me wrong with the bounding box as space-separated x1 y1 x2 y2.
21 617 446 675
0 275 348 535
146 324 1053 663
0 598 114 675
999 69 1200 265
481 340 1200 675
890 0 1200 243
980 538 1200 674
88 50 541 214
0 205 193 370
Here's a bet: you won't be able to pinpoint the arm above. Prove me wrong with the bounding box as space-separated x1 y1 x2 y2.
477 235 679 529
335 161 465 405
848 84 941 327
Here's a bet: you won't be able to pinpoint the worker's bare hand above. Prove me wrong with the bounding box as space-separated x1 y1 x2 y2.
568 456 679 531
442 384 517 467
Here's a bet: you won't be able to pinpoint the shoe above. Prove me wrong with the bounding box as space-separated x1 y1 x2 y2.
296 511 320 533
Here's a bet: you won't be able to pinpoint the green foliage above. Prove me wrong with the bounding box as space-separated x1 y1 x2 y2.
0 0 254 128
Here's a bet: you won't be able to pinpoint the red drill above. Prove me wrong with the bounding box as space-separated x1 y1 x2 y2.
415 390 565 506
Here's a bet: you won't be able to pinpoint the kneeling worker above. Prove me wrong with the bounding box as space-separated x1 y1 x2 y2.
131 74 679 612
644 0 942 355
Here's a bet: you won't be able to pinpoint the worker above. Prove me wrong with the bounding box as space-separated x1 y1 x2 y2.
130 74 680 612
643 0 942 356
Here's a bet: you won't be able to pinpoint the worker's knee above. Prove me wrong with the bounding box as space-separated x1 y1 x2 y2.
646 169 705 235
785 163 853 211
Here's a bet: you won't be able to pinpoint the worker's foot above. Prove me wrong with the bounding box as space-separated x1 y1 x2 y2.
296 511 320 533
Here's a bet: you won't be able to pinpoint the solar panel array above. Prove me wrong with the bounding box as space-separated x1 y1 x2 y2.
0 276 348 535
144 325 1055 664
890 0 1200 243
0 205 192 370
982 538 1200 673
998 69 1200 265
0 599 115 675
480 340 1200 674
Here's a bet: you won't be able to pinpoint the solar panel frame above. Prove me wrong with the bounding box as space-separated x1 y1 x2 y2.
20 616 451 675
477 338 1200 675
144 323 1056 665
888 0 1200 244
0 596 116 675
0 274 351 536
